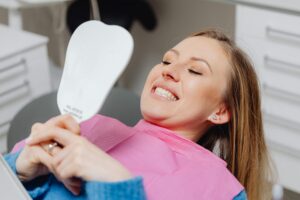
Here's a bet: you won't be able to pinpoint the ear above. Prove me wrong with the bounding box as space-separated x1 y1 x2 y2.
208 103 230 125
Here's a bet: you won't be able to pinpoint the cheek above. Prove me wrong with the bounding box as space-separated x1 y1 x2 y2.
141 66 160 101
145 65 161 84
184 79 211 98
144 67 162 94
183 79 221 108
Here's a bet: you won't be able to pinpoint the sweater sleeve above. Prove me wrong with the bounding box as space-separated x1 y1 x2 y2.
85 176 147 200
4 150 52 199
233 190 247 200
5 151 147 200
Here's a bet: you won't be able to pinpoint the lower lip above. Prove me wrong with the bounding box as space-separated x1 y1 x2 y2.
151 87 178 102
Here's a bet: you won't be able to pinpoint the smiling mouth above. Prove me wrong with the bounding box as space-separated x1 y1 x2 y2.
152 86 179 101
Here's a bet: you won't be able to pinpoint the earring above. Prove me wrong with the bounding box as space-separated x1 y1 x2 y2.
211 114 218 121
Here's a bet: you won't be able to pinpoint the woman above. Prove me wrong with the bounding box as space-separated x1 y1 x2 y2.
5 29 273 200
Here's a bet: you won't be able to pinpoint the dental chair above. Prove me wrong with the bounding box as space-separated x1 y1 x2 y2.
7 87 142 152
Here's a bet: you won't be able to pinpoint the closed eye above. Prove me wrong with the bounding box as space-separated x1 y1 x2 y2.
188 69 202 75
161 61 171 65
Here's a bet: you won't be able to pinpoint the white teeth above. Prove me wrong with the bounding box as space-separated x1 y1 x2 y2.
154 87 177 101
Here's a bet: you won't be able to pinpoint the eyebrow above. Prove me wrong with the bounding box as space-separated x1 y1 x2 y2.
169 49 213 73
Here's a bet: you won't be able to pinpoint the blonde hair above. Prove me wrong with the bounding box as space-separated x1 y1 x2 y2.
192 29 274 200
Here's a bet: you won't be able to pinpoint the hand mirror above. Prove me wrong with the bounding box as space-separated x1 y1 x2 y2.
57 21 134 123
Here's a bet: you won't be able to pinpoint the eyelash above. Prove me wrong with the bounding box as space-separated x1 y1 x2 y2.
162 60 202 75
161 60 170 65
188 69 202 75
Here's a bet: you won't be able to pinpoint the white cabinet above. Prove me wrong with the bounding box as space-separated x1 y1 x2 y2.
0 25 51 153
235 5 300 193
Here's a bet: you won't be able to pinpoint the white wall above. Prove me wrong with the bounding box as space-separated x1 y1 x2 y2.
119 0 235 95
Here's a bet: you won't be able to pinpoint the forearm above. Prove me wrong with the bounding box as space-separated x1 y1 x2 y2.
85 176 147 200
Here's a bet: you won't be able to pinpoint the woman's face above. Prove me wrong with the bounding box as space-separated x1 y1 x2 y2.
140 36 231 140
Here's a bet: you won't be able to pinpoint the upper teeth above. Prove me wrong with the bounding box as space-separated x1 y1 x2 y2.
154 87 177 101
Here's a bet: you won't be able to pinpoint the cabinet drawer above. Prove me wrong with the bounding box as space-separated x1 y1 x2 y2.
18 46 51 96
0 78 32 126
0 78 31 107
236 5 300 44
0 46 51 126
265 120 300 192
0 57 27 82
0 46 51 97
268 145 300 192
264 55 300 97
263 90 300 130
265 118 300 158
236 36 300 96
236 5 300 193
0 122 10 154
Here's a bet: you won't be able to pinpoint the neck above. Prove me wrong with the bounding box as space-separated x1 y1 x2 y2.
170 123 211 142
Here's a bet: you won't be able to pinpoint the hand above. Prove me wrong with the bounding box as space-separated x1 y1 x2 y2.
16 115 82 195
26 120 133 183
16 141 53 182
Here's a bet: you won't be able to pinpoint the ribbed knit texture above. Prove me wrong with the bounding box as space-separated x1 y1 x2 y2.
4 152 146 200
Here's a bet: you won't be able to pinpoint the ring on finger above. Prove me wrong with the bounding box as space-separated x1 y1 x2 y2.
47 142 58 154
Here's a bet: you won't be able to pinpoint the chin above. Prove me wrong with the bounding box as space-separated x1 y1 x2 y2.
141 108 168 123
142 111 163 122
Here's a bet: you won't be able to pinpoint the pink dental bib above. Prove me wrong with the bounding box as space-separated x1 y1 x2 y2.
13 114 243 199
80 115 244 199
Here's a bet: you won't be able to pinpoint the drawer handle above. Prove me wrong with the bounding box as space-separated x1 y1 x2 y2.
266 26 300 42
263 110 300 132
264 55 300 76
0 59 27 81
264 112 300 159
0 80 30 107
263 83 300 104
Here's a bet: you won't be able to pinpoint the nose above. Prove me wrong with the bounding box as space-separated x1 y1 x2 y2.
162 66 179 82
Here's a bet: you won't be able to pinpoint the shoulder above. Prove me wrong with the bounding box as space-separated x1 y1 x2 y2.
187 146 243 191
184 160 242 184
148 162 244 199
170 158 244 197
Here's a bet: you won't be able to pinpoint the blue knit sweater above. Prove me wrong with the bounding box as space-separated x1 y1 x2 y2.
4 151 247 200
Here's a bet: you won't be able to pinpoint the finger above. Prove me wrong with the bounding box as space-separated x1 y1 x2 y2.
51 148 81 193
55 143 87 180
56 152 80 180
64 181 81 196
29 123 53 140
33 146 56 173
26 126 79 147
52 143 74 167
40 142 62 157
63 177 82 188
46 114 80 135
29 122 44 138
50 166 82 196
28 124 59 148
50 152 81 187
